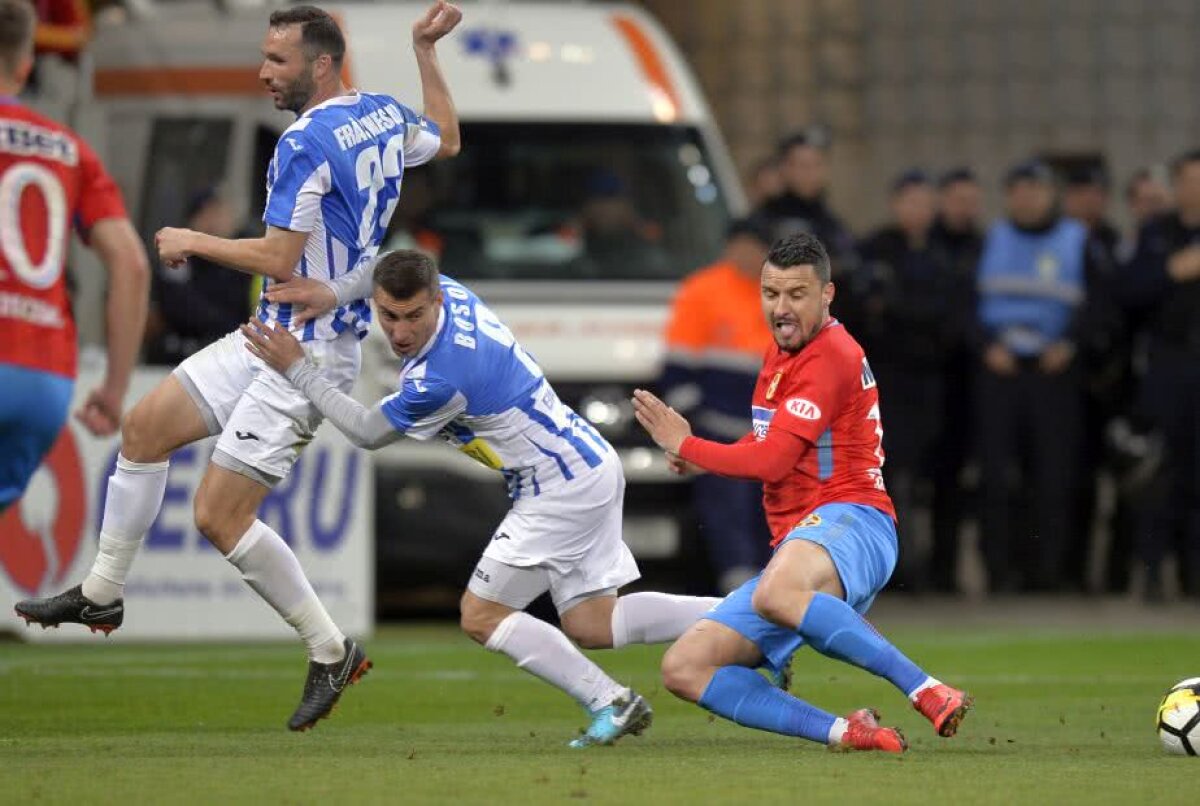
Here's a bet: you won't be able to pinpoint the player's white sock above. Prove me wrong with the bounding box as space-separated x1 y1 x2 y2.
225 520 346 664
81 455 170 605
486 611 624 711
827 717 849 745
610 592 721 649
908 676 940 700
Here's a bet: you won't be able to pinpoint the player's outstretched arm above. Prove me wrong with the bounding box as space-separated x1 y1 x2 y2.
412 1 462 159
240 320 400 449
633 389 805 483
76 218 150 436
156 225 306 282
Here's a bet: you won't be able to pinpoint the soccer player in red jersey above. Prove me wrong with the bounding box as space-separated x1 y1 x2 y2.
0 0 148 513
634 232 972 752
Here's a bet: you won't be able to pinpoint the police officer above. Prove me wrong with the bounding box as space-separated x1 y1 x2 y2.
757 129 859 303
857 169 962 592
1122 149 1200 599
928 167 984 593
974 160 1094 593
1061 164 1128 592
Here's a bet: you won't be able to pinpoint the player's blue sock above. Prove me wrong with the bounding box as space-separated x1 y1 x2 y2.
698 665 836 743
798 592 928 696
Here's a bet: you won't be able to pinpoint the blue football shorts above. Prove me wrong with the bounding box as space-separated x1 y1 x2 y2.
703 502 899 674
0 364 74 509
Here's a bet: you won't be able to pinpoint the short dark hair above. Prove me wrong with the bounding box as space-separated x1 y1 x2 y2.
0 0 35 76
269 5 345 68
373 250 440 300
1171 148 1200 178
766 232 831 284
725 215 774 247
777 125 831 157
937 166 977 189
891 167 932 195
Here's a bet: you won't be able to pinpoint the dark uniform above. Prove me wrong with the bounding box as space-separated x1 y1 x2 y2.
927 216 983 593
1122 211 1200 597
145 253 254 366
857 223 966 592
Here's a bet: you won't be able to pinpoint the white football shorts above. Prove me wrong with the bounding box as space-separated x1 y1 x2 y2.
467 453 640 613
174 327 360 486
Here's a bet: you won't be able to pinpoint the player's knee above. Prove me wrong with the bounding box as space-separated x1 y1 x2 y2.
459 595 501 645
119 401 158 463
660 646 704 702
563 620 610 650
193 492 242 552
751 580 814 628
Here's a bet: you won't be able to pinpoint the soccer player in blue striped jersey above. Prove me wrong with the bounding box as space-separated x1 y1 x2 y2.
243 250 726 747
15 3 461 731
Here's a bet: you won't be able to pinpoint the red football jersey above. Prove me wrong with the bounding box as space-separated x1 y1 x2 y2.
751 318 896 545
0 98 127 378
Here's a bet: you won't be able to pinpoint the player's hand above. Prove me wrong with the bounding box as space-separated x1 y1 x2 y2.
983 342 1017 376
413 0 462 48
74 384 124 437
666 453 701 476
1166 245 1200 282
1039 340 1076 375
155 227 194 269
631 388 692 454
264 277 338 325
241 318 306 375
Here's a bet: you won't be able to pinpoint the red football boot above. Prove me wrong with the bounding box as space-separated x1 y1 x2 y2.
913 683 973 737
833 708 908 753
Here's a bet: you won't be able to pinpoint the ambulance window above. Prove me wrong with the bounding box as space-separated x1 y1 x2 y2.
138 118 232 248
383 122 731 281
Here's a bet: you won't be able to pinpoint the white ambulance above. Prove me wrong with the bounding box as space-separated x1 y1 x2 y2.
82 1 744 603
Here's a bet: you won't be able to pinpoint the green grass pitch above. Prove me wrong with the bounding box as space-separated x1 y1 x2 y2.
1 623 1196 804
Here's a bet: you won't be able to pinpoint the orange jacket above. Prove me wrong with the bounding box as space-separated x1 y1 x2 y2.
660 262 772 439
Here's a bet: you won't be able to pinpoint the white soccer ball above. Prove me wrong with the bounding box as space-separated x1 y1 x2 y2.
1158 678 1200 756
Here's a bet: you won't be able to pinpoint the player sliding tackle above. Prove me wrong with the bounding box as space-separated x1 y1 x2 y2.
632 232 972 753
243 250 723 747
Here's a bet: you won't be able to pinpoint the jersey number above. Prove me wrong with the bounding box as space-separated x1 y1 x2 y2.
866 402 886 489
0 163 67 289
355 133 404 248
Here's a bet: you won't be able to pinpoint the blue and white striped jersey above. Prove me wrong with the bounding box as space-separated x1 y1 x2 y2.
259 91 440 342
381 276 612 498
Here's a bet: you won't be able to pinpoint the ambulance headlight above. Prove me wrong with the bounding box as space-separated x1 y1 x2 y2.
580 387 635 437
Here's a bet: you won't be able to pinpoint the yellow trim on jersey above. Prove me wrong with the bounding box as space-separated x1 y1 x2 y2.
459 438 504 470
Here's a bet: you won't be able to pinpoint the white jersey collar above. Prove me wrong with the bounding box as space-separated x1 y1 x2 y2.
300 90 363 120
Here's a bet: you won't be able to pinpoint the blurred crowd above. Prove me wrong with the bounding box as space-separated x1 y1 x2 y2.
663 130 1200 601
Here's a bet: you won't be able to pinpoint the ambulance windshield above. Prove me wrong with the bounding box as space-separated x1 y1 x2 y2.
383 122 732 281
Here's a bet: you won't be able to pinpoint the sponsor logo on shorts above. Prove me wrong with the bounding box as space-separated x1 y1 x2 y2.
235 431 261 441
796 512 823 528
785 398 821 420
473 567 490 583
492 531 511 541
